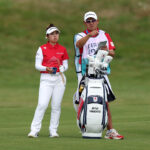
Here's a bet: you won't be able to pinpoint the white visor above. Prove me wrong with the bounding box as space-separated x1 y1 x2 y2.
46 27 60 35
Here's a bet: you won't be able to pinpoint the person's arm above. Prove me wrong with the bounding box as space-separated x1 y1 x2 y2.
104 33 115 57
76 30 99 48
59 60 68 72
108 50 115 57
35 47 53 73
100 46 115 57
35 47 46 71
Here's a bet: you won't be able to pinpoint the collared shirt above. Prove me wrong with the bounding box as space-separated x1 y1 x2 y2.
35 42 69 73
74 29 115 75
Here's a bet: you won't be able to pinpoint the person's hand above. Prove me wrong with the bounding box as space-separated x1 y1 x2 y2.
59 65 65 73
88 30 99 37
100 45 108 51
46 67 53 74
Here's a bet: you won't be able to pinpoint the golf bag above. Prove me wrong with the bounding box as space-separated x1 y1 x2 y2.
77 47 113 138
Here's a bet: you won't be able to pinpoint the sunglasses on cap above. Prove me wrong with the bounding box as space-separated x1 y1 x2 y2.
86 19 96 23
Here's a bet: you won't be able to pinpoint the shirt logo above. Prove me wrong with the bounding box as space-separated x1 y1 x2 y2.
87 43 97 55
56 52 64 54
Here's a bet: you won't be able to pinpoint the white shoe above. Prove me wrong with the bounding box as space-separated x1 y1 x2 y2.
50 132 59 138
104 129 124 140
28 131 39 138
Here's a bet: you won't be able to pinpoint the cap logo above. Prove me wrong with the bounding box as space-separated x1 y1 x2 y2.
86 13 95 17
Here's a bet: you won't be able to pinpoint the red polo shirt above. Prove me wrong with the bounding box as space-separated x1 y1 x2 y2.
40 42 69 73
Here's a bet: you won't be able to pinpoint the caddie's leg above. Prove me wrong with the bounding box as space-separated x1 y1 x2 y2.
73 73 82 104
49 75 66 135
104 76 124 139
73 73 83 112
106 102 113 130
75 72 83 101
105 103 124 140
30 76 53 133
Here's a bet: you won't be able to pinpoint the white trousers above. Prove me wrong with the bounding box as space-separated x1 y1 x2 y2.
30 73 66 134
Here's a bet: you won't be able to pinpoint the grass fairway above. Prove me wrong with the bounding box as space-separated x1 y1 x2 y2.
0 0 150 150
0 87 150 150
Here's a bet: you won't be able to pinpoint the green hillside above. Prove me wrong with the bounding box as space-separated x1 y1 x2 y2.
0 0 150 150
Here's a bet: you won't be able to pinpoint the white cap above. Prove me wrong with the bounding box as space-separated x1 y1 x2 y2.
46 27 60 35
84 11 98 22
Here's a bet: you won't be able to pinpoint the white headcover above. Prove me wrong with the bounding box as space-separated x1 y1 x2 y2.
46 27 60 35
96 50 108 62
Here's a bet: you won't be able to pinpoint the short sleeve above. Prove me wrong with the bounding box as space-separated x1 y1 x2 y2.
63 47 69 60
74 32 86 46
105 33 116 50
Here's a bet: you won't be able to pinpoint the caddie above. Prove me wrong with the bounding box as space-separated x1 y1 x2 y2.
73 11 124 140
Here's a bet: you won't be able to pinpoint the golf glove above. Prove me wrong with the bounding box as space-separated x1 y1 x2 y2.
59 65 65 72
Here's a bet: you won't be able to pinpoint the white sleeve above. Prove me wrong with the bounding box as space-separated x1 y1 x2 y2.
74 32 86 46
35 47 47 71
74 32 86 75
62 60 68 72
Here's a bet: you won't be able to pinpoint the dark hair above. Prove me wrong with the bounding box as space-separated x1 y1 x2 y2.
46 23 55 30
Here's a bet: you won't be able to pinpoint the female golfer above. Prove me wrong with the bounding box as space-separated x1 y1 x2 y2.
28 24 69 138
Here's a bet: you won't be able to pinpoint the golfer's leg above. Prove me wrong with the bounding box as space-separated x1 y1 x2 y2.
49 79 65 134
31 80 53 133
